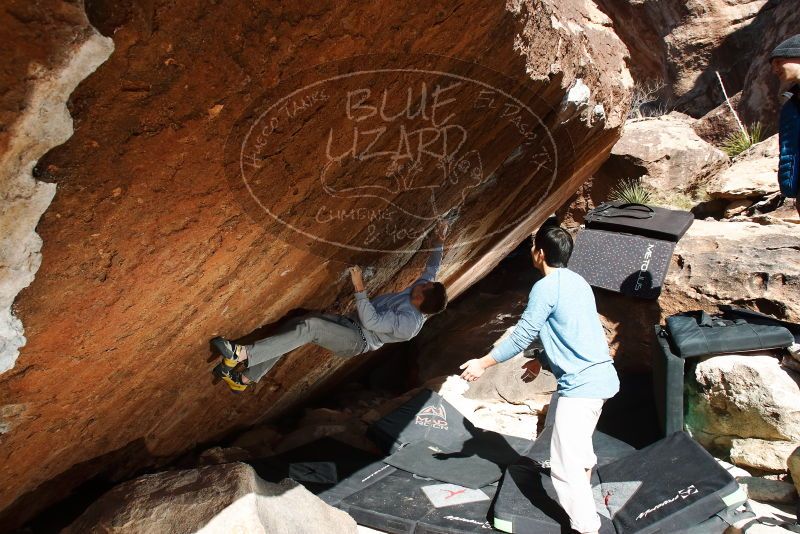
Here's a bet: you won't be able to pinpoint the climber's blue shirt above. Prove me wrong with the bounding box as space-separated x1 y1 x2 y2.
490 268 619 399
778 85 800 198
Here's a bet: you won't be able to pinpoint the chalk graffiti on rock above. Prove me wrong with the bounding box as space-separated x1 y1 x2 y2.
226 55 561 254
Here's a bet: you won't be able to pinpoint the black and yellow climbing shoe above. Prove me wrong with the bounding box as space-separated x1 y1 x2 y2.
212 361 250 393
211 337 249 392
211 337 248 368
219 368 249 393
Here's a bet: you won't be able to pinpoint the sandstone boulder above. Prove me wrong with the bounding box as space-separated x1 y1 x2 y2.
738 1 800 132
198 446 252 466
0 0 633 525
64 463 357 534
687 355 800 443
729 438 799 473
786 446 800 496
693 92 744 146
596 0 772 116
663 220 800 323
464 350 557 409
561 113 728 224
708 136 780 200
752 199 800 224
737 476 796 504
274 419 370 455
615 114 728 196
231 426 282 457
783 355 800 374
436 374 544 441
724 199 754 219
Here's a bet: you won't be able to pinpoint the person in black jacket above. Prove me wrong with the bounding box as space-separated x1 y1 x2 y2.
770 34 800 216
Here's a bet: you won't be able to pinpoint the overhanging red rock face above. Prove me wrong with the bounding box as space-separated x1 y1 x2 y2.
0 0 631 524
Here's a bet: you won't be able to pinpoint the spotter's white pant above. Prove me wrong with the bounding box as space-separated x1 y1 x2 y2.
540 391 605 534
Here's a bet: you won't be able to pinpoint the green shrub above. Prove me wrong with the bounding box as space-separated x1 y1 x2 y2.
721 122 763 157
609 179 652 205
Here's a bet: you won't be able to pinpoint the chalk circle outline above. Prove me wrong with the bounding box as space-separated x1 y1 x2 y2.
235 55 560 254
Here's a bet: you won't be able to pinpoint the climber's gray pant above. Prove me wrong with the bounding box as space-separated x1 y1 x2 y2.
243 314 368 383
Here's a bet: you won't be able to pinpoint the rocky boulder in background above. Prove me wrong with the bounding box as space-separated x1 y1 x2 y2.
707 136 780 201
686 354 800 473
729 438 799 473
559 113 728 226
596 0 773 116
693 92 744 146
436 375 549 441
663 219 800 323
618 114 729 198
599 219 800 372
559 103 799 370
64 463 357 534
738 0 800 132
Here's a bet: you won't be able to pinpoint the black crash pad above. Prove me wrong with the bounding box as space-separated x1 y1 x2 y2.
342 468 498 534
599 432 743 533
569 228 676 299
495 457 614 534
248 438 396 507
584 202 694 243
368 389 532 457
665 312 793 359
369 389 534 488
385 440 504 489
492 432 745 534
524 429 636 468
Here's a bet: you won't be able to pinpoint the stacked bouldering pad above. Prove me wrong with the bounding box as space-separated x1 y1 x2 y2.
247 387 755 533
570 202 694 299
652 308 797 437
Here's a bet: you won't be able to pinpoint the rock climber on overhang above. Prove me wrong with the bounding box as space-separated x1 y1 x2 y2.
210 221 450 392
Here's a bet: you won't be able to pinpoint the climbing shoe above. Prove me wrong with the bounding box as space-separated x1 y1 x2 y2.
211 336 248 368
211 337 250 392
219 368 249 393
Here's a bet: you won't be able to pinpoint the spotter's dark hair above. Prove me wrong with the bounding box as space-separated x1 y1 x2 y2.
534 224 573 268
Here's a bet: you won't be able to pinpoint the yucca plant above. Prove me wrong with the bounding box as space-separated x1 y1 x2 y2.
721 122 763 158
609 178 652 205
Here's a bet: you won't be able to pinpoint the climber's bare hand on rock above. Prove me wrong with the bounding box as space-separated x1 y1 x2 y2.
350 266 365 292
